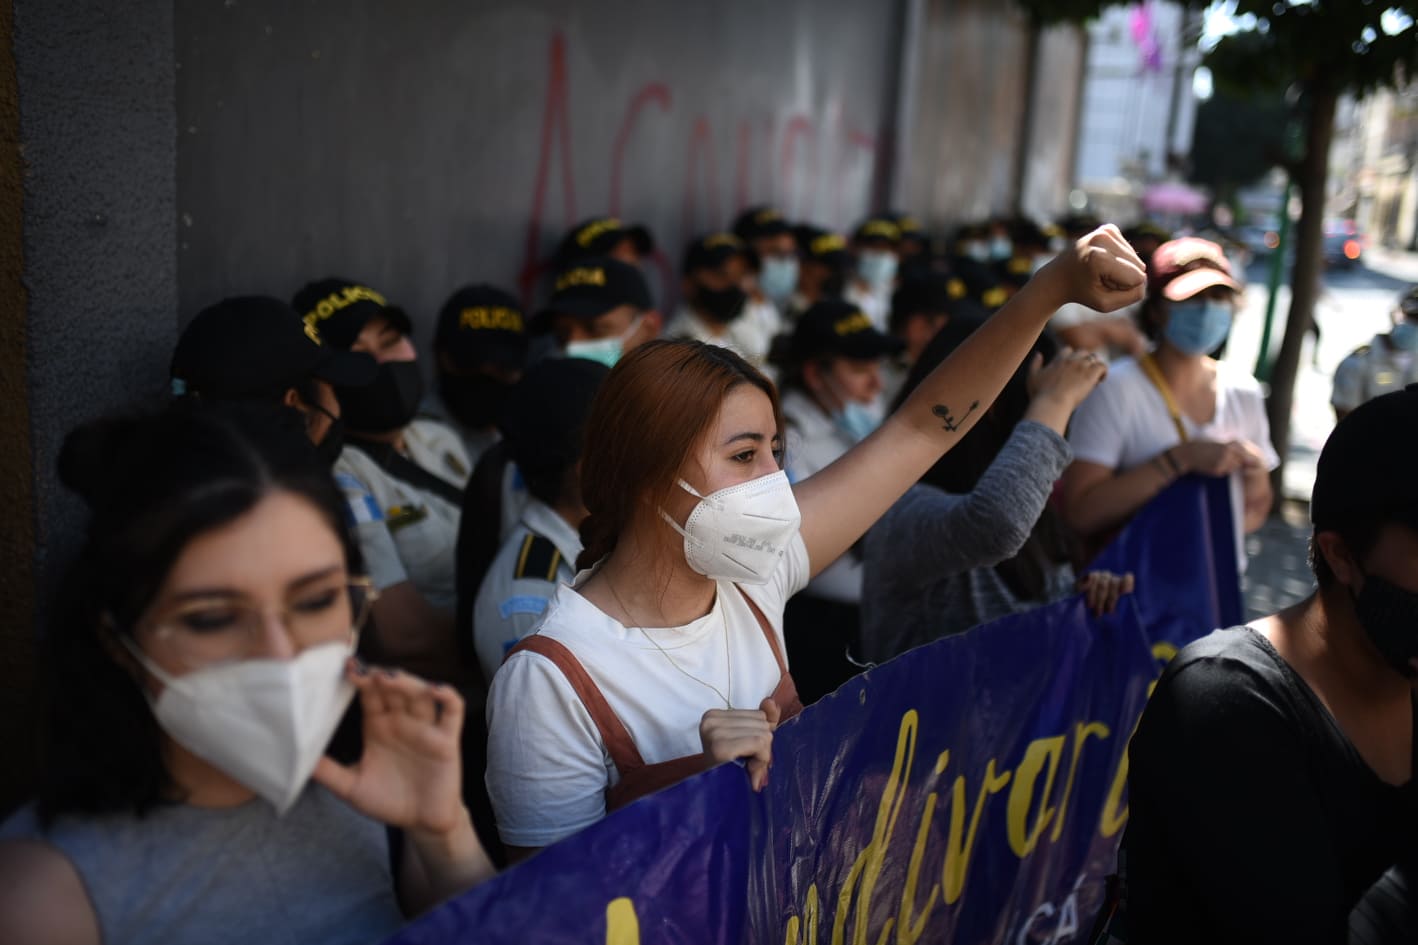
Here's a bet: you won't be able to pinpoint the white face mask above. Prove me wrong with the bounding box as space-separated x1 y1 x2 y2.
123 637 356 815
659 470 802 584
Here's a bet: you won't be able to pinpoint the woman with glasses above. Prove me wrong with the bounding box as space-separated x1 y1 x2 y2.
0 403 493 945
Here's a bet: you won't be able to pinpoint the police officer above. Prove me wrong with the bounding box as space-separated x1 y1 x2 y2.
555 216 656 267
787 224 853 321
884 275 961 405
533 256 661 367
846 216 903 330
168 295 376 465
292 277 472 682
430 284 529 467
469 357 609 682
732 205 800 310
1332 286 1418 421
668 232 782 368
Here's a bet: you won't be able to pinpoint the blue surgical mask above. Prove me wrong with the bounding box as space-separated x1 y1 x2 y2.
1164 300 1233 355
565 316 644 369
857 251 898 291
832 400 880 444
1392 321 1418 352
963 241 990 263
758 257 800 303
989 237 1013 262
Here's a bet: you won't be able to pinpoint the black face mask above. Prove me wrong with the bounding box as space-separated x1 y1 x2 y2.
439 372 512 431
1352 572 1418 679
336 359 425 435
695 285 748 324
821 270 848 298
313 412 346 468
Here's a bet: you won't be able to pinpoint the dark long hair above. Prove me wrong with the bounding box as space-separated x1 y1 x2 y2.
35 400 358 824
894 318 1074 602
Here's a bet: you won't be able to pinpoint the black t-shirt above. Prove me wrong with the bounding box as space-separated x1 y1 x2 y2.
1121 626 1418 944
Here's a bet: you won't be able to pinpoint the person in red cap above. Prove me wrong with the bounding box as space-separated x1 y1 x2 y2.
1060 236 1277 568
1107 384 1418 943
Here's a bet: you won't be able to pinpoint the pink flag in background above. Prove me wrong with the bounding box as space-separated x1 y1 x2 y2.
1130 2 1165 74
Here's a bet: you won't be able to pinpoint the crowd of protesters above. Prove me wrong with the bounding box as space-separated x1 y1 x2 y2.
2 195 1416 945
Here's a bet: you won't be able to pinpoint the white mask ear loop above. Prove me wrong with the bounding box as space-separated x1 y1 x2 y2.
658 478 707 540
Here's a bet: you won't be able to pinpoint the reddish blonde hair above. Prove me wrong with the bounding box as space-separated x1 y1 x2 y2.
576 339 783 570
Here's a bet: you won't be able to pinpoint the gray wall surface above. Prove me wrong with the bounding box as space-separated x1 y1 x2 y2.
4 0 177 810
13 0 178 601
175 0 902 338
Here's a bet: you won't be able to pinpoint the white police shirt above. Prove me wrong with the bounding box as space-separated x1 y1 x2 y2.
667 299 782 369
1331 334 1418 414
781 387 862 604
471 498 582 683
334 418 471 611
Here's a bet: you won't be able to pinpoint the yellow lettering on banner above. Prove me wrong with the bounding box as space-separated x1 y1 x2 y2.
894 751 949 945
1049 722 1111 842
1150 641 1178 667
605 897 640 945
1100 749 1129 838
831 846 871 945
784 884 820 945
941 758 1012 904
1005 736 1065 857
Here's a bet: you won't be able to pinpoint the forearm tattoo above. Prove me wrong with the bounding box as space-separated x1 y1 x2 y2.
932 401 979 433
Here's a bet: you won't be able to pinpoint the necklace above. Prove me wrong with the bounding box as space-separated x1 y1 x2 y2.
605 575 733 709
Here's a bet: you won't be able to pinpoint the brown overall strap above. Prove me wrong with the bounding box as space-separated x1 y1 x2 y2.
505 635 646 776
734 585 803 721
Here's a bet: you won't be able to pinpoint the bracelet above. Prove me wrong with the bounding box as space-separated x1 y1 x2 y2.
1160 447 1182 477
1152 456 1175 482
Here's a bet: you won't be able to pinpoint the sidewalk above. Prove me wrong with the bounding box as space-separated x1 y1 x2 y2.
1241 499 1316 622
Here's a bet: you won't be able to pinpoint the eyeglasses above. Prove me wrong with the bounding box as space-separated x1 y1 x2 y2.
140 577 378 671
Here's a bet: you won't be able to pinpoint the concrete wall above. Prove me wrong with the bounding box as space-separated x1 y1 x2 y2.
896 0 1083 228
175 0 901 334
4 0 177 810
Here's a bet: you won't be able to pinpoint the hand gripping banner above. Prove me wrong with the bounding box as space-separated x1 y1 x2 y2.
386 476 1241 945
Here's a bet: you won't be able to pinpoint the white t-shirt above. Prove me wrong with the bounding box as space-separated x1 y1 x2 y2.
484 532 811 848
1067 355 1279 568
333 419 470 610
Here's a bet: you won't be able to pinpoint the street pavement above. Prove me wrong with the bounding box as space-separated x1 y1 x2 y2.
1220 248 1415 619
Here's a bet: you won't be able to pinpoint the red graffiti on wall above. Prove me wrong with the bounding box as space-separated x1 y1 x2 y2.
516 29 883 312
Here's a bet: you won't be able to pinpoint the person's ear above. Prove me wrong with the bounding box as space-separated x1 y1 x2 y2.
281 388 303 409
642 309 663 338
1316 531 1361 590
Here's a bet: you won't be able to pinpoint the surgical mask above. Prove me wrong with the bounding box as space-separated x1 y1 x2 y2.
122 637 356 814
336 359 424 434
759 257 800 303
832 400 880 444
1392 321 1418 352
857 251 899 291
695 285 749 324
962 241 990 263
439 372 512 431
1164 300 1233 356
989 237 1013 262
1351 572 1418 679
659 471 802 584
566 316 644 369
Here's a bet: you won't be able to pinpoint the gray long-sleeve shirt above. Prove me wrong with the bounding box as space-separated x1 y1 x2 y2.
860 420 1075 664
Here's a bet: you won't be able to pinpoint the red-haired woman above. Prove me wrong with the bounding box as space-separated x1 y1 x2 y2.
485 226 1146 857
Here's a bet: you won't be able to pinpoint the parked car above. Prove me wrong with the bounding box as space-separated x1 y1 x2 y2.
1322 219 1364 268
